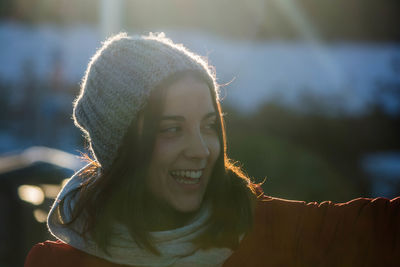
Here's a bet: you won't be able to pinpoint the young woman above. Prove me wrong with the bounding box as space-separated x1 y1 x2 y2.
25 33 400 267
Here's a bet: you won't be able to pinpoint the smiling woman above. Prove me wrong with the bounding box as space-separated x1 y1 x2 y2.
25 33 400 267
146 74 221 215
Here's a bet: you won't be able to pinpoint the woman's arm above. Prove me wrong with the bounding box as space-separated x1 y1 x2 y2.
292 196 400 266
224 196 400 267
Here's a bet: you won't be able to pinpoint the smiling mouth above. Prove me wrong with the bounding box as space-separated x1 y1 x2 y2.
169 169 203 185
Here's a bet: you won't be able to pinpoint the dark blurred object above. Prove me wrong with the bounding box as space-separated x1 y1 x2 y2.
362 152 400 198
0 147 83 267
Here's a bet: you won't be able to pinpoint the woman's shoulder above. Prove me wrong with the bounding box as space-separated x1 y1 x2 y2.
25 240 75 267
30 240 79 253
24 240 125 267
25 240 91 267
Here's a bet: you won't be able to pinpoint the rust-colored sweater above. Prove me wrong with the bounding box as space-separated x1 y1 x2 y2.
25 196 400 267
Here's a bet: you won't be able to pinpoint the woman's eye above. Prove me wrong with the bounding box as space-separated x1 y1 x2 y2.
204 122 217 130
160 126 181 133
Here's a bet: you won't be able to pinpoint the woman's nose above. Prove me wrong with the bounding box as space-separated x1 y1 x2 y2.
184 132 210 159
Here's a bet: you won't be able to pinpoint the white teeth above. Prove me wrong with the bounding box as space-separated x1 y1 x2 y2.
192 171 202 179
174 177 199 184
170 170 203 182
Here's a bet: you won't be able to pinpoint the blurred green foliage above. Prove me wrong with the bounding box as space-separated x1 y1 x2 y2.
228 130 360 203
223 102 400 203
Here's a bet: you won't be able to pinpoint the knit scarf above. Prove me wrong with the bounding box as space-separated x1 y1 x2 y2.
47 165 233 267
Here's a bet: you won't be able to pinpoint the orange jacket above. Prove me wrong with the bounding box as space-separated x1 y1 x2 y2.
25 196 400 267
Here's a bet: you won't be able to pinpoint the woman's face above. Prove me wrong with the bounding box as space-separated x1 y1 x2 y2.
146 74 221 213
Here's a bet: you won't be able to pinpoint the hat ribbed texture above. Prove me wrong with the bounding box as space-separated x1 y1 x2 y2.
73 32 217 170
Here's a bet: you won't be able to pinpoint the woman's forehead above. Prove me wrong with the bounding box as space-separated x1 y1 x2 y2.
161 75 216 116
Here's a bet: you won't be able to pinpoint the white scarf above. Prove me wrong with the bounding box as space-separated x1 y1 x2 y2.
47 164 233 267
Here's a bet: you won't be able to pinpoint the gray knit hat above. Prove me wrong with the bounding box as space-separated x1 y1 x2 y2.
73 32 218 170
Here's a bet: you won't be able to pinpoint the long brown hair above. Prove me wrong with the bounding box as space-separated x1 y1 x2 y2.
63 70 262 254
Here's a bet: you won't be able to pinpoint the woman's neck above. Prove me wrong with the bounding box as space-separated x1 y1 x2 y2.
143 196 198 231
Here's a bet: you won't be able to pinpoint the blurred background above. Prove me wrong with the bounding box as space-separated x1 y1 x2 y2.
1 0 400 266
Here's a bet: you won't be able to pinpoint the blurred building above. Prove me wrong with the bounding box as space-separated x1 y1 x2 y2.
0 147 84 266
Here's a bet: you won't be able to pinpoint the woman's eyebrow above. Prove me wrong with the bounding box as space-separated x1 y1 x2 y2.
160 112 216 121
160 115 185 121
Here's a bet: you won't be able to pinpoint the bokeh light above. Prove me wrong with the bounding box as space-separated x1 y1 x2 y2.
17 185 45 206
33 209 47 223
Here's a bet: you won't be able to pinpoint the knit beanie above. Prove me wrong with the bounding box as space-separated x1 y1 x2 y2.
73 32 217 170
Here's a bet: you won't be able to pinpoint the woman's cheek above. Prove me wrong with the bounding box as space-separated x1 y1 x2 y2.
207 135 221 158
154 137 182 158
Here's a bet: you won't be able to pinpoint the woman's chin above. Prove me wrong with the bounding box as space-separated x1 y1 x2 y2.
171 198 203 214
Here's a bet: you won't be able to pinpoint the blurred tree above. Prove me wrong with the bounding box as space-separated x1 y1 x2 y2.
228 130 361 202
223 99 400 202
0 0 14 19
